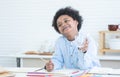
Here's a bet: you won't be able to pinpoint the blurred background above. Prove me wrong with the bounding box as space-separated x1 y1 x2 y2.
0 0 120 67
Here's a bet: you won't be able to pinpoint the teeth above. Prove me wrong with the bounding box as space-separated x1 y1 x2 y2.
63 26 69 31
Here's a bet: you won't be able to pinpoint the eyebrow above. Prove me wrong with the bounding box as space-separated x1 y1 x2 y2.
63 18 69 20
57 18 69 23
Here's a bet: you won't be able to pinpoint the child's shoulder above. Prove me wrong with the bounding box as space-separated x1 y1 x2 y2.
79 30 90 36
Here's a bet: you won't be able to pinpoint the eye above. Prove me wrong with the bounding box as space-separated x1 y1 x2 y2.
64 19 70 23
57 23 62 27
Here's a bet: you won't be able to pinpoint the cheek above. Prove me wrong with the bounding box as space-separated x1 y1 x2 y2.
71 22 77 28
58 27 62 33
72 20 78 25
75 21 78 25
73 21 78 27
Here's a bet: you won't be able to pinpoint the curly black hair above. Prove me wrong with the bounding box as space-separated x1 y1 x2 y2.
52 6 83 33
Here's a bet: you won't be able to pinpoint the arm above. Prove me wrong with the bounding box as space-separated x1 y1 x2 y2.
85 35 100 67
51 39 64 70
45 38 64 71
77 34 100 69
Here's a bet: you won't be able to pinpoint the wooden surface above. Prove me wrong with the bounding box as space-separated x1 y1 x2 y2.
24 51 53 55
99 30 120 55
0 72 15 77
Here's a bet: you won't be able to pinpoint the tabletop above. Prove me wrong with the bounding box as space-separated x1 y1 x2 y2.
1 67 120 77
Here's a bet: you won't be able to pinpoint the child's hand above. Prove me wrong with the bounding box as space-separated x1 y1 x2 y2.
78 38 88 53
45 60 54 72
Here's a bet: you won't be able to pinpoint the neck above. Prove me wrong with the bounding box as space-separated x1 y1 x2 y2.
66 31 79 41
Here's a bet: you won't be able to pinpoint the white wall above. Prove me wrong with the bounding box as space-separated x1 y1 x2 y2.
0 0 120 67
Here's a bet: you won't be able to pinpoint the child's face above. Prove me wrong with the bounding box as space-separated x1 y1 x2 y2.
57 15 78 36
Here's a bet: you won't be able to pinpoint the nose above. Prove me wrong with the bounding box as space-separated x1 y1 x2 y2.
61 22 67 27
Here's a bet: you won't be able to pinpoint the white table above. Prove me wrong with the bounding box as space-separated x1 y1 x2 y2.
98 55 120 68
3 67 120 77
15 73 26 77
0 53 52 67
0 54 120 68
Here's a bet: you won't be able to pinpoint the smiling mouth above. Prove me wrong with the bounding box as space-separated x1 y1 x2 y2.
63 26 70 32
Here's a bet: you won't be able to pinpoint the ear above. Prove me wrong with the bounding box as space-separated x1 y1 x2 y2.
75 20 79 26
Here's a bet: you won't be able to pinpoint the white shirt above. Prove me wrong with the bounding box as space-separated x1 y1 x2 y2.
52 31 101 70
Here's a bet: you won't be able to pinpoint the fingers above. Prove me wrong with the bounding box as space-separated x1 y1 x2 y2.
83 38 88 46
45 60 54 72
79 38 88 52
